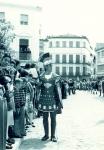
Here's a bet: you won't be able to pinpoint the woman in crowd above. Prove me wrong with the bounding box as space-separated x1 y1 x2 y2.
0 53 15 149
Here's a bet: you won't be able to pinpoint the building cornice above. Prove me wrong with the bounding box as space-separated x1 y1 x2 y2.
95 47 104 51
47 34 89 41
0 2 42 11
40 38 48 42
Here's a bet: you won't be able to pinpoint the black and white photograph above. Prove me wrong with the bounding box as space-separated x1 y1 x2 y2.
0 0 104 149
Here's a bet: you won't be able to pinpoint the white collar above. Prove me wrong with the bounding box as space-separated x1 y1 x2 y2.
45 72 52 79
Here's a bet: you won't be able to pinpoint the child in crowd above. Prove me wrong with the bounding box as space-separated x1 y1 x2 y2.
21 77 35 127
13 78 26 138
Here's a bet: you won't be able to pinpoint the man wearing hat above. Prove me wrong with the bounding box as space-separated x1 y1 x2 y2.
38 52 63 142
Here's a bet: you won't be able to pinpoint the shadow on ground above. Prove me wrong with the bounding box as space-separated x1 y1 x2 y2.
19 138 48 150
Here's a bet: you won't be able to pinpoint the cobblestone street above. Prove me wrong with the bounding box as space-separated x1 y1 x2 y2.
19 91 104 150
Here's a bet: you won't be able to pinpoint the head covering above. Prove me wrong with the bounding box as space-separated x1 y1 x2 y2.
2 53 11 61
4 75 12 83
14 78 23 84
19 69 29 77
40 52 52 65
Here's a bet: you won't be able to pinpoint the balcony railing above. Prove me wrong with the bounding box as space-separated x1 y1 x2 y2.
10 50 32 60
54 62 91 65
19 51 31 60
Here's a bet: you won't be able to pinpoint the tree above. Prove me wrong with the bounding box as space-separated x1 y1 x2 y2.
0 20 15 52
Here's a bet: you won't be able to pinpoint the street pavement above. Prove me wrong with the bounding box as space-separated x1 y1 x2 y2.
18 91 104 150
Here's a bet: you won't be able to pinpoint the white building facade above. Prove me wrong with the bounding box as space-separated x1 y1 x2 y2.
95 43 104 77
0 0 41 62
40 35 96 80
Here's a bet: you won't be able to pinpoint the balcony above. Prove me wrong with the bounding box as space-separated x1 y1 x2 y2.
54 62 91 65
19 51 31 60
10 50 32 60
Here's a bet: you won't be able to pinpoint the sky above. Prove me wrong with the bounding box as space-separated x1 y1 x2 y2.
38 0 104 48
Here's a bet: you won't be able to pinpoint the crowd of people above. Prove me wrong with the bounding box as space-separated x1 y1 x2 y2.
75 79 104 97
1 50 103 150
0 51 41 149
0 51 69 150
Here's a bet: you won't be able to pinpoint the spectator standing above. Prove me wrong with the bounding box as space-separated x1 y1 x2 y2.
0 53 15 148
13 78 26 138
0 84 7 150
102 78 104 97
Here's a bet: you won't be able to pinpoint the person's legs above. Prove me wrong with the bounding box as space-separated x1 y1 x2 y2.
19 106 26 136
50 111 57 142
42 112 49 140
25 109 31 125
13 108 22 138
102 89 104 96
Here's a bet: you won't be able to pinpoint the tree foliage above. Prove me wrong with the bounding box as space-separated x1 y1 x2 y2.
0 20 15 51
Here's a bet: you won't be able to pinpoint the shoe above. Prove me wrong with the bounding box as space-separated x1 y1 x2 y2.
14 134 23 138
21 133 26 136
51 136 57 142
6 142 12 146
41 135 49 141
7 138 15 144
26 122 31 125
25 125 29 128
6 144 13 149
32 124 35 127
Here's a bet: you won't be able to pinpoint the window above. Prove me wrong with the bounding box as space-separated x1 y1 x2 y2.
20 14 28 25
98 52 100 58
49 41 52 48
62 41 66 47
62 55 66 63
83 55 86 63
102 51 104 57
76 41 80 48
94 68 96 75
62 67 66 76
56 54 60 63
19 39 29 52
56 67 60 75
69 41 73 48
83 67 86 75
69 67 73 76
69 55 73 63
76 55 80 63
0 12 5 21
98 65 104 72
83 42 86 48
76 67 80 75
39 43 44 50
19 39 31 60
56 41 60 47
